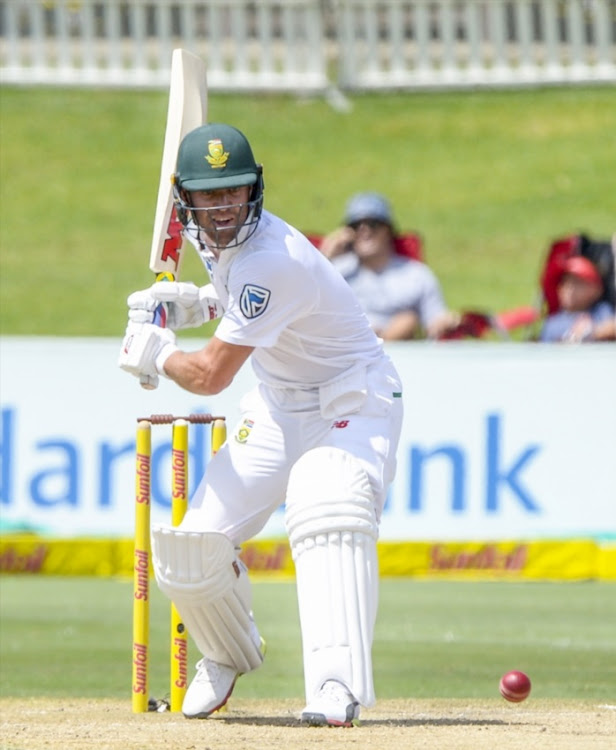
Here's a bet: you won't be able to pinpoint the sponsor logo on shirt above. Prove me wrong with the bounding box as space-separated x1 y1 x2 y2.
239 284 271 319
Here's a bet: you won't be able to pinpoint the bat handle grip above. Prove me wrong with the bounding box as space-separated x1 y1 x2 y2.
140 373 158 390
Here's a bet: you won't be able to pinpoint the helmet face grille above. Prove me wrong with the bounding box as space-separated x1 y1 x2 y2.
175 190 264 251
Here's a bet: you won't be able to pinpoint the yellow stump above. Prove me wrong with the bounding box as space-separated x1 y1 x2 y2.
170 419 189 712
132 421 152 713
211 418 227 454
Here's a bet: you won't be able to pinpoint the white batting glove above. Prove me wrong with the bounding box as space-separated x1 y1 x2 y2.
118 321 178 382
127 282 223 330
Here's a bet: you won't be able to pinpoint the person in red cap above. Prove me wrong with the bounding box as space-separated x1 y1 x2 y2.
540 255 615 342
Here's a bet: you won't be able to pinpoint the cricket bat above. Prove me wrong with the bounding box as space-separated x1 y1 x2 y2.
141 49 207 389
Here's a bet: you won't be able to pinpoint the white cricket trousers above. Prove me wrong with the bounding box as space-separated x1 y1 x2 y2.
179 356 403 545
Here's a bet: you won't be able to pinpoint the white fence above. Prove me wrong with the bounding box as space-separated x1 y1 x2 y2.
0 0 329 91
339 0 616 89
1 0 615 91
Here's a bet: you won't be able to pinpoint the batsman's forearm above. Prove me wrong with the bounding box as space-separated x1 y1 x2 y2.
159 349 231 395
160 337 253 395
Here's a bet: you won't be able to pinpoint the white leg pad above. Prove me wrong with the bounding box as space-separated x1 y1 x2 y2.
285 447 379 707
151 526 263 674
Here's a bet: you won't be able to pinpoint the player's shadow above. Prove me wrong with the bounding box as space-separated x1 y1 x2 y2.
361 717 514 727
213 715 514 728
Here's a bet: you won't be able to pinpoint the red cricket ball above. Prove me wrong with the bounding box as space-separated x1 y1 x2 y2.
499 670 531 702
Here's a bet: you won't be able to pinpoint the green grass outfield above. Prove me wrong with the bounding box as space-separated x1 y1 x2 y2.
1 576 614 701
1 86 615 337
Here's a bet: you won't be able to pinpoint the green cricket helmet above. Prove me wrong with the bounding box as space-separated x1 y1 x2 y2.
173 123 264 249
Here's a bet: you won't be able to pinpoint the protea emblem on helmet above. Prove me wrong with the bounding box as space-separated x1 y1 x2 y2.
205 139 229 169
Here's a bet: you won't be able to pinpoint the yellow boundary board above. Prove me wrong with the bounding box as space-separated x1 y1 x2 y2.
0 536 614 581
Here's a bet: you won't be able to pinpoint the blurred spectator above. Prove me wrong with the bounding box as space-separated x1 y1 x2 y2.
319 193 458 340
539 256 615 342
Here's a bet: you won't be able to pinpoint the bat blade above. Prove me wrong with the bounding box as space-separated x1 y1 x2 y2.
140 50 207 390
149 49 207 277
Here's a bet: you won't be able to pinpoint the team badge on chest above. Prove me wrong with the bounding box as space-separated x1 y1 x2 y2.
240 284 271 319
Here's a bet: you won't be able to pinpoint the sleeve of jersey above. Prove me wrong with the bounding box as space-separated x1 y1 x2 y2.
215 252 317 348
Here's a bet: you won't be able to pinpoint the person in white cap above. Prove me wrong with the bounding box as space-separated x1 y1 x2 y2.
540 255 615 342
319 192 458 340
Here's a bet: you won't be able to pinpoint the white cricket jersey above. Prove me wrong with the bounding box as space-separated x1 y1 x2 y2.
196 210 383 388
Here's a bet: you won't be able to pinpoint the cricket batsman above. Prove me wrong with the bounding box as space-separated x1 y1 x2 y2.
119 123 403 727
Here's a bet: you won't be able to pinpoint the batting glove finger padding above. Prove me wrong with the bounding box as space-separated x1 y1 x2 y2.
126 289 157 326
128 308 156 324
118 321 178 379
149 281 223 329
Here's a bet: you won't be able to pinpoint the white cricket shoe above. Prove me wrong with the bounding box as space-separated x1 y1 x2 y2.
301 680 360 727
182 658 237 719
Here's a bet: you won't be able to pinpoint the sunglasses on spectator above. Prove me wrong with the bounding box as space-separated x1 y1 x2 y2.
348 219 388 230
